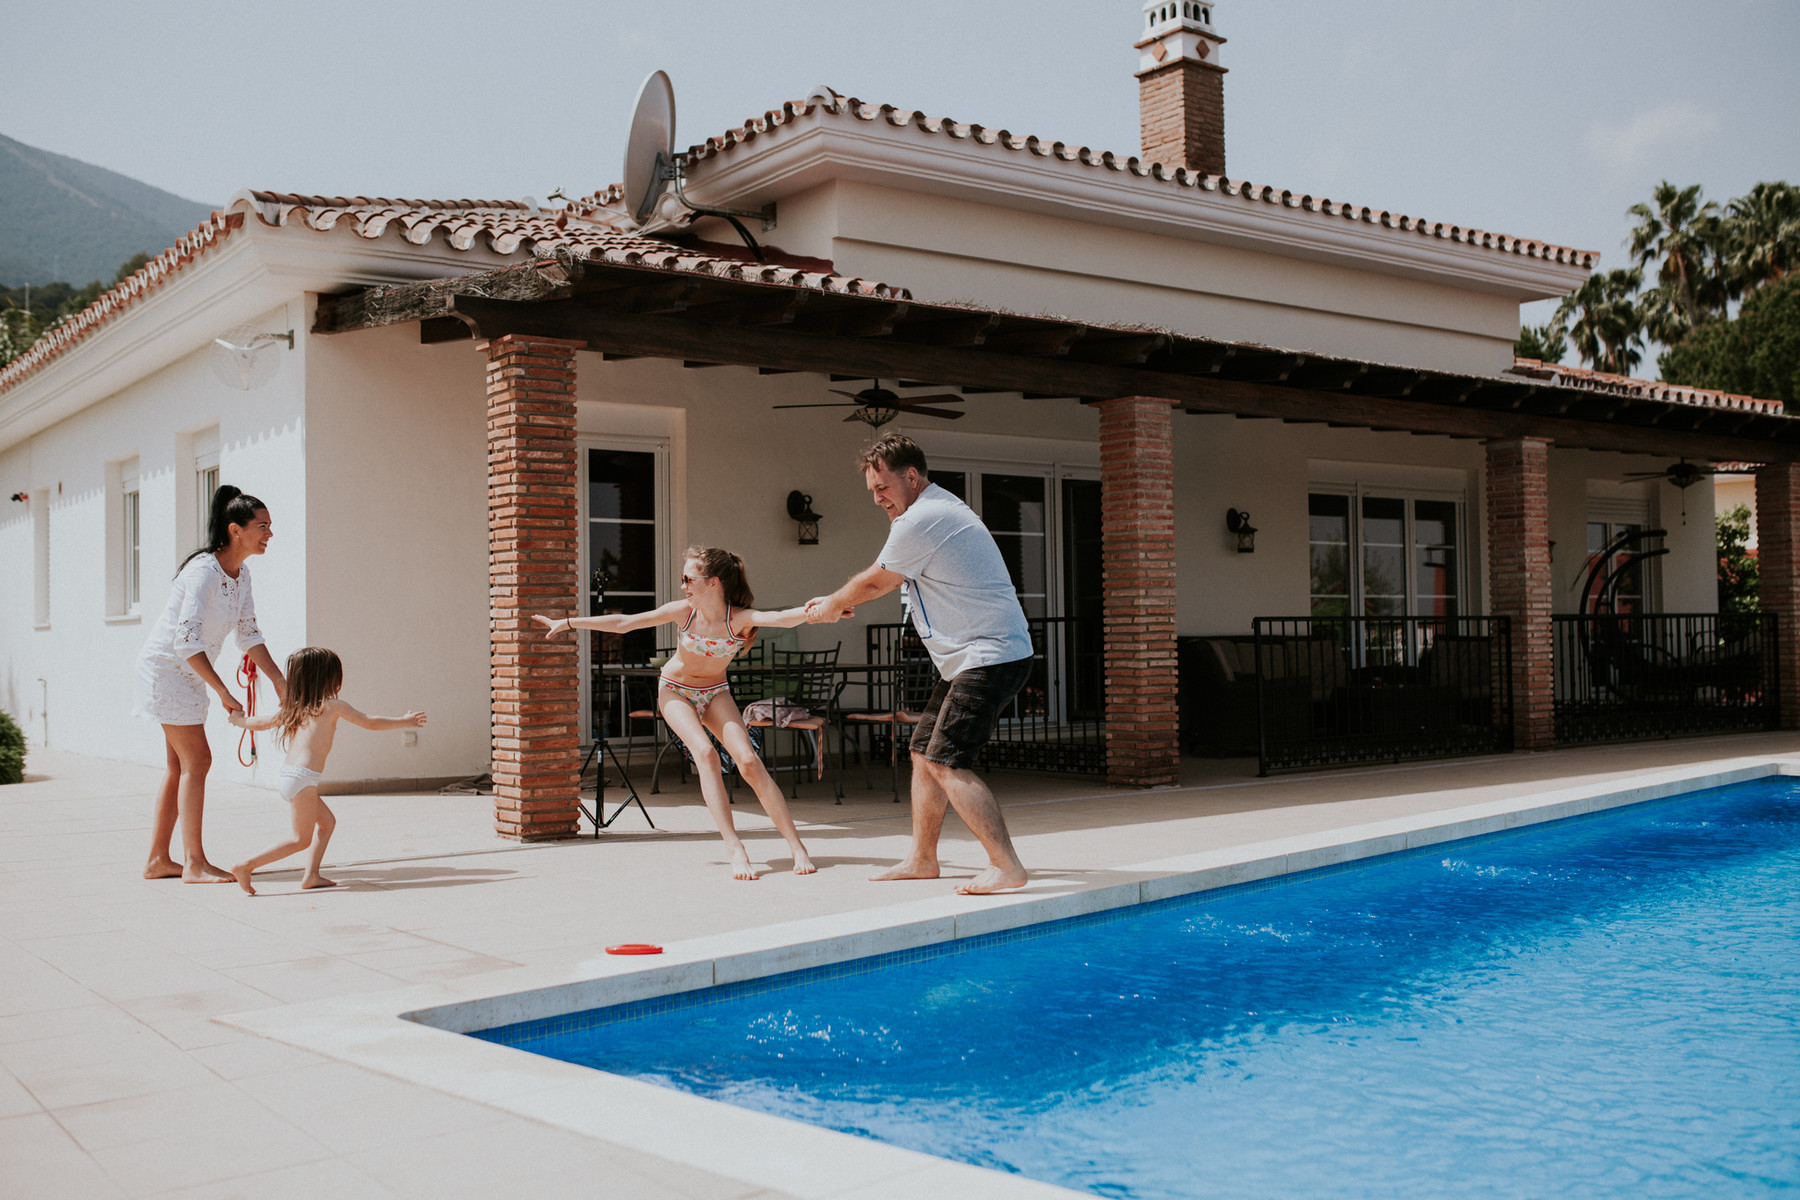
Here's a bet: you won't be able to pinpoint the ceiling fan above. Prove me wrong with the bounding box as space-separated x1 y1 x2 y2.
1618 459 1720 491
1618 459 1721 523
772 379 965 428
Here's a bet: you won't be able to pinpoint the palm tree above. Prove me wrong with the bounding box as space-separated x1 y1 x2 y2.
1514 323 1567 364
1725 180 1800 292
1627 181 1728 342
1553 267 1644 375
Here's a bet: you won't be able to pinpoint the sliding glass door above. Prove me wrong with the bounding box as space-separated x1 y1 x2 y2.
583 443 667 740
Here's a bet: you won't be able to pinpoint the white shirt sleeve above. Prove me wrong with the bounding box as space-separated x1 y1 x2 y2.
878 512 935 579
234 567 266 652
170 566 218 660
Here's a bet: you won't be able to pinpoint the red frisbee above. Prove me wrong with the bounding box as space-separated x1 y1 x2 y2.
605 943 664 955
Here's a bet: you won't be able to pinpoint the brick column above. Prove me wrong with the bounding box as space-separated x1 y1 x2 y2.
1485 437 1555 749
486 334 585 840
1755 463 1800 728
1098 396 1180 788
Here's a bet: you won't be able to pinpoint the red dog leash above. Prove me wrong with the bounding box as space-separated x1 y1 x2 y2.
236 653 258 766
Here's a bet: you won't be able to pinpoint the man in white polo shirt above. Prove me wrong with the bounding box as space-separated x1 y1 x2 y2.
807 433 1032 893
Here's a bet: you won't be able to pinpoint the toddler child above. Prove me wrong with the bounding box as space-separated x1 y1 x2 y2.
227 646 426 895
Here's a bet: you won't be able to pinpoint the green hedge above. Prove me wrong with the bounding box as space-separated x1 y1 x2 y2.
0 709 24 784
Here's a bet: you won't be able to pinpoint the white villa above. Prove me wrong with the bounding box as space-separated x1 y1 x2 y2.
5 1 1796 837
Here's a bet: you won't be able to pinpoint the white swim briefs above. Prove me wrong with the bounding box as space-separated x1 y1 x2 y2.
277 764 323 802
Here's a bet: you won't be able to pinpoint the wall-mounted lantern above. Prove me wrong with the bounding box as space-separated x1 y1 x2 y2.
787 491 822 546
1226 507 1257 553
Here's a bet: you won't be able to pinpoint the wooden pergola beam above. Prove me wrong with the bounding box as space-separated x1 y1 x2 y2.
421 295 1800 462
314 262 1800 463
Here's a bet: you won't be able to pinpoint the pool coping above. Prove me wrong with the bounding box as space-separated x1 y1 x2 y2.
217 758 1798 1200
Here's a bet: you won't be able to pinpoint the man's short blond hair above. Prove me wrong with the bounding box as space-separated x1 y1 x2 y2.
857 433 928 476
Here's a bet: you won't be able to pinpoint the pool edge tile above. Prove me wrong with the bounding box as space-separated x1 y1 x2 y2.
706 912 959 986
1138 853 1289 902
951 880 1149 939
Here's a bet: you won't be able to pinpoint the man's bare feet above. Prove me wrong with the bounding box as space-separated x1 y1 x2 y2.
300 874 337 890
231 864 256 896
870 857 940 881
955 863 1028 895
791 848 817 876
729 846 758 881
183 861 236 884
144 856 184 880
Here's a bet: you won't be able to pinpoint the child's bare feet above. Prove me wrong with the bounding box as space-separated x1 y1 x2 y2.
144 856 184 880
300 874 337 890
231 864 256 896
184 860 236 884
791 847 817 876
729 846 758 881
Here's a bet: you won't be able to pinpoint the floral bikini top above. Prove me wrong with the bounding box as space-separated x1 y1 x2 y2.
677 605 749 663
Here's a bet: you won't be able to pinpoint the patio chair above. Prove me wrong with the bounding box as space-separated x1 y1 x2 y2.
843 651 938 800
744 646 842 800
622 647 694 794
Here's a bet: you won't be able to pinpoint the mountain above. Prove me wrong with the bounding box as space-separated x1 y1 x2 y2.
0 134 216 287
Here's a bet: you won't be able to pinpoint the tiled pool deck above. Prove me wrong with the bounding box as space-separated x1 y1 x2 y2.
5 734 1797 1198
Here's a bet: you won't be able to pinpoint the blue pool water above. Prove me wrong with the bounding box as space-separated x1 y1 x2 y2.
475 779 1800 1198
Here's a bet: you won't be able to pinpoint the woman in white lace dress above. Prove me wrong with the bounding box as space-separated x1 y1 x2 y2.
133 486 287 882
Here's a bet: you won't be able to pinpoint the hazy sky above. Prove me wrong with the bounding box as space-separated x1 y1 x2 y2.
6 0 1797 332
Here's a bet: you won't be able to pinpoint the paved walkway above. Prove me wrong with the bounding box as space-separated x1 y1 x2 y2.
4 733 1796 1197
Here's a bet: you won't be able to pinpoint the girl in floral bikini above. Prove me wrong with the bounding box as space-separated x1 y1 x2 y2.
535 546 833 880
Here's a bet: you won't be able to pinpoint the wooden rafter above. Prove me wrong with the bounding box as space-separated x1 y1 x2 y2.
311 257 1800 463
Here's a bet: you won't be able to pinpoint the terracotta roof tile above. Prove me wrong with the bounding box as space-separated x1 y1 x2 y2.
659 87 1601 270
1509 359 1783 417
0 191 908 396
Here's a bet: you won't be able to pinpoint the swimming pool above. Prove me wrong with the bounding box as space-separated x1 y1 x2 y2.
473 778 1800 1199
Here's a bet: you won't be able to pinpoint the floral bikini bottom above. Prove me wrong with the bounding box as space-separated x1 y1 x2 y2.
659 676 730 716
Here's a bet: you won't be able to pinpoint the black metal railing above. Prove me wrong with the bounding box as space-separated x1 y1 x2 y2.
1553 612 1779 744
865 616 1106 775
1251 615 1514 775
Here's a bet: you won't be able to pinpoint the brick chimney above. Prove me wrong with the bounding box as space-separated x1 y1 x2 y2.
1136 0 1227 176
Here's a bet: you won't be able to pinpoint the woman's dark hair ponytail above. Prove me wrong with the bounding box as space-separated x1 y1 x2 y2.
179 484 266 571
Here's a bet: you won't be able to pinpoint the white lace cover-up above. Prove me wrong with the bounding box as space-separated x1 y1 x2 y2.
132 554 267 726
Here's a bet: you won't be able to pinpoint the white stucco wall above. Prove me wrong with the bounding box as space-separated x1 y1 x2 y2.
0 299 308 779
300 314 492 786
1171 415 1491 634
709 180 1527 377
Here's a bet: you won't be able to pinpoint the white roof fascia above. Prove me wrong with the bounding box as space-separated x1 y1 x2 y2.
682 116 1593 301
0 222 520 452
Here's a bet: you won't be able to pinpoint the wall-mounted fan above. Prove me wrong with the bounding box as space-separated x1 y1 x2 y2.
772 380 965 428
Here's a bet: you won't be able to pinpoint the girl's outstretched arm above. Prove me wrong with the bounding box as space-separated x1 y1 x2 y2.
738 603 852 630
534 598 688 638
227 710 279 731
333 699 428 732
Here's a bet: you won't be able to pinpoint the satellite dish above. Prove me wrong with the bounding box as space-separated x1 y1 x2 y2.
616 69 775 256
622 70 677 227
209 325 292 391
